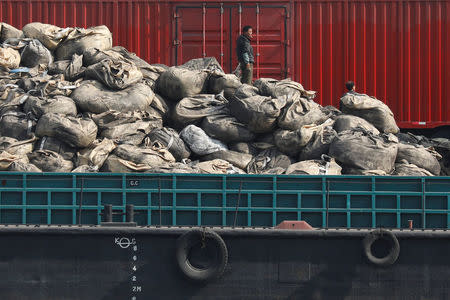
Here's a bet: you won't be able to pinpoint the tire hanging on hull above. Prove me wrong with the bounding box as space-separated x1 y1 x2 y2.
176 228 228 282
363 229 400 267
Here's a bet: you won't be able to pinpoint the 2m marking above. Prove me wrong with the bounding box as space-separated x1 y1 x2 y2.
132 286 142 292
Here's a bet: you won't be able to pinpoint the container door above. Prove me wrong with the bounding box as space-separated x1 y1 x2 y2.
174 4 231 71
175 4 288 79
231 4 288 79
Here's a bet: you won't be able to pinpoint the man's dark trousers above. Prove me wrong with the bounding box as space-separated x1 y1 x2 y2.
240 63 253 84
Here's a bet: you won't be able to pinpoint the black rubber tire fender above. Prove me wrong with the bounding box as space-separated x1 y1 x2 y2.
176 228 228 282
363 229 400 267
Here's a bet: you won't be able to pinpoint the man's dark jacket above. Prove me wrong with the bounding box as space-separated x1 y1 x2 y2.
236 34 254 64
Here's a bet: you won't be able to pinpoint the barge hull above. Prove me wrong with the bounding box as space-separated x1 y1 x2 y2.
0 226 448 300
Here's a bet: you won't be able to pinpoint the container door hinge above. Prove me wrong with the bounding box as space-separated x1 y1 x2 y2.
173 12 180 19
283 40 290 46
173 40 181 45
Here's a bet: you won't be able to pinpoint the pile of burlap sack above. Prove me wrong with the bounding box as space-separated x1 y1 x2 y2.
0 22 449 175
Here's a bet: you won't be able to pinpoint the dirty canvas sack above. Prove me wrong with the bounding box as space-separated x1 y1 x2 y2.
431 138 450 176
146 127 191 161
101 155 152 173
146 162 198 174
28 150 73 172
22 22 69 50
201 114 255 143
35 113 98 148
24 95 77 118
55 25 112 60
286 156 342 175
396 143 441 175
0 47 21 69
180 124 228 156
8 161 41 172
76 138 116 169
35 136 76 160
64 53 86 81
113 144 175 167
229 142 259 156
156 67 208 102
83 47 167 88
180 57 224 73
201 150 252 170
230 95 286 133
85 58 143 90
0 151 29 170
92 110 162 131
71 165 99 173
333 114 380 135
298 120 337 161
150 94 170 118
0 111 36 140
329 129 398 173
173 94 229 127
274 125 317 157
109 47 169 86
48 60 70 75
20 39 53 68
233 84 259 99
100 121 154 145
393 161 433 176
254 78 316 99
0 23 23 42
0 136 35 156
82 47 124 66
207 70 242 99
246 148 292 174
195 159 244 174
71 80 154 114
277 95 327 130
95 111 162 145
340 93 399 134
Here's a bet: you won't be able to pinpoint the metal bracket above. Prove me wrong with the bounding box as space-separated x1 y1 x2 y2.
173 40 181 45
100 204 137 226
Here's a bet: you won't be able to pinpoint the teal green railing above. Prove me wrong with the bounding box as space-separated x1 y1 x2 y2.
0 173 449 229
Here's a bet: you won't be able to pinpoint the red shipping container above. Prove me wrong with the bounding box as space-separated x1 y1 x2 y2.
1 0 449 128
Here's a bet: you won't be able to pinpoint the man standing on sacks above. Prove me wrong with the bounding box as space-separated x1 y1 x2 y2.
236 25 255 84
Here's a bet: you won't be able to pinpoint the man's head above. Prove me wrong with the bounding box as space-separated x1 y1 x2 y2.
243 25 253 39
345 81 355 91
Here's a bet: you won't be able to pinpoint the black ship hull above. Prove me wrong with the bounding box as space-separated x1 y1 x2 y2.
0 226 448 300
